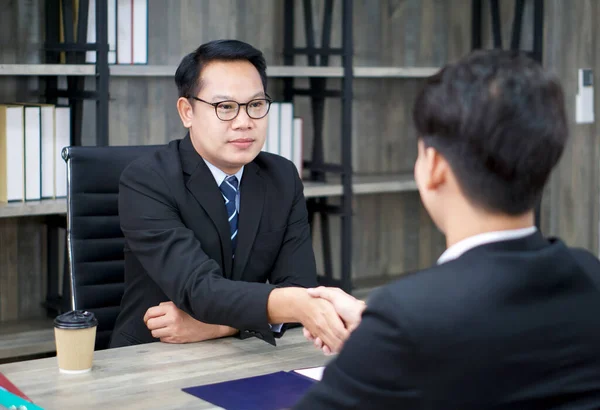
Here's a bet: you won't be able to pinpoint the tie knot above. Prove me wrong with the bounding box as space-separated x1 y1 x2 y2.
225 175 238 190
220 175 238 202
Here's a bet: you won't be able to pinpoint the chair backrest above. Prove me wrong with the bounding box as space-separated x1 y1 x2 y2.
63 144 164 350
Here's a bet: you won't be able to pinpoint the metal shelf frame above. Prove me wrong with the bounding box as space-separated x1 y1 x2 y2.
471 0 544 228
283 0 354 292
44 0 109 147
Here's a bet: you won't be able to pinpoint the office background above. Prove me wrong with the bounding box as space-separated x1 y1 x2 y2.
0 0 599 361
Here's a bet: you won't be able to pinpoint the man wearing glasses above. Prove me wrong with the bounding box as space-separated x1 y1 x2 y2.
110 40 348 349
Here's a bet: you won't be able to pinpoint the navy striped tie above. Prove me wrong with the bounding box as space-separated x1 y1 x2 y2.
219 175 238 255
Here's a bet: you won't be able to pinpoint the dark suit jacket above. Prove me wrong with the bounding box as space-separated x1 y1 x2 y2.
295 232 600 409
110 135 317 348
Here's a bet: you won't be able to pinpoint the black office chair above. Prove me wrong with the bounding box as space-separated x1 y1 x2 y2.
62 144 164 350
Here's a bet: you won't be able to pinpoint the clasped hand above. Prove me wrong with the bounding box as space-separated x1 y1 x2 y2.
302 287 366 355
144 301 235 343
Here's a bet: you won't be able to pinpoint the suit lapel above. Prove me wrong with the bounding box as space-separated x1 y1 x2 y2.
232 162 265 281
179 135 233 277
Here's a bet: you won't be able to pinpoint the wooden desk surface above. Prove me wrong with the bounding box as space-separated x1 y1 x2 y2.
0 329 330 410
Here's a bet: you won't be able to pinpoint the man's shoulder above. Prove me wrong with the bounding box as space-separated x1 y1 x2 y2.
567 245 600 268
251 151 299 189
365 264 455 318
364 258 494 337
371 262 455 299
368 242 600 330
565 244 600 288
378 260 467 294
252 151 295 173
121 139 181 180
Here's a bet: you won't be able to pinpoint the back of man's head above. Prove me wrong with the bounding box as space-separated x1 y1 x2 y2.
413 49 568 215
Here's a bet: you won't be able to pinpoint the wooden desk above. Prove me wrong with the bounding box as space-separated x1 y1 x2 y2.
0 329 330 410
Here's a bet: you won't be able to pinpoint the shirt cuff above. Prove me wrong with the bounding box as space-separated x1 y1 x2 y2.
269 323 284 333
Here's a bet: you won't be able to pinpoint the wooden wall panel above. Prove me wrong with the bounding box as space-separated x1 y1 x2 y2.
298 1 463 280
0 217 46 322
595 0 600 257
0 218 19 321
0 1 49 323
16 217 45 319
542 0 599 255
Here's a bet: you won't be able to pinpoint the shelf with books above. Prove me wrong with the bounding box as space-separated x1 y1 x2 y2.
0 64 438 79
0 64 440 79
110 64 345 77
353 173 417 195
109 64 438 78
353 66 439 78
1 104 70 207
0 199 67 219
303 173 417 198
0 64 94 76
0 174 416 219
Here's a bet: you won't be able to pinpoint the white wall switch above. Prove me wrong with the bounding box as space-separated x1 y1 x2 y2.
576 68 594 124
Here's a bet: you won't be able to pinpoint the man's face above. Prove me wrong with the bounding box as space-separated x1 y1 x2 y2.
181 60 268 174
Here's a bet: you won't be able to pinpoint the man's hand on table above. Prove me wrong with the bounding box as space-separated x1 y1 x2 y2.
144 301 238 344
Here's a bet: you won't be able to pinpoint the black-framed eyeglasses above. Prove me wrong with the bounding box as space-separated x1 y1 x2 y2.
188 95 273 121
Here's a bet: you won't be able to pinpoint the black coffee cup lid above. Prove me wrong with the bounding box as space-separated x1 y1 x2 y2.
54 310 98 329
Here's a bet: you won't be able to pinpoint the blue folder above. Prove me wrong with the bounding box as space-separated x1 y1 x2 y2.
182 371 316 410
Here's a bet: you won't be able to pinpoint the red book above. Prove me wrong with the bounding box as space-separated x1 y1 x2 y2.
0 371 31 402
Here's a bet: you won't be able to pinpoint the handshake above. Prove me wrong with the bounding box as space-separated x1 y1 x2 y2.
142 285 367 352
300 287 367 355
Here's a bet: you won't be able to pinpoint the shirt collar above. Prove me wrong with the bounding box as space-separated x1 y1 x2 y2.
437 226 537 265
202 158 244 188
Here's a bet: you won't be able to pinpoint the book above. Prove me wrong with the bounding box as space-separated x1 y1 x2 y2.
54 106 71 198
279 103 294 161
23 105 42 201
0 389 45 410
293 366 324 381
0 105 25 203
182 370 315 410
266 102 280 155
15 103 56 199
0 372 31 402
292 117 304 178
85 0 117 64
117 0 148 64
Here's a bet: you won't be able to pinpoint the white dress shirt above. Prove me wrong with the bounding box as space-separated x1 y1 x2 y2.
203 159 244 212
437 226 538 265
203 159 283 332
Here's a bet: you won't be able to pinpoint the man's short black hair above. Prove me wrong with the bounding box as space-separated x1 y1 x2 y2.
175 39 268 98
413 49 568 215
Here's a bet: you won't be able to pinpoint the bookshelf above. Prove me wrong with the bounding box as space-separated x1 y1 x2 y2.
0 63 439 78
0 199 67 219
0 174 417 219
0 64 95 76
0 0 429 337
0 0 549 360
110 64 440 78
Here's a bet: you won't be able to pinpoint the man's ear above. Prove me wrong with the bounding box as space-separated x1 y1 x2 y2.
423 146 449 191
176 97 194 128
